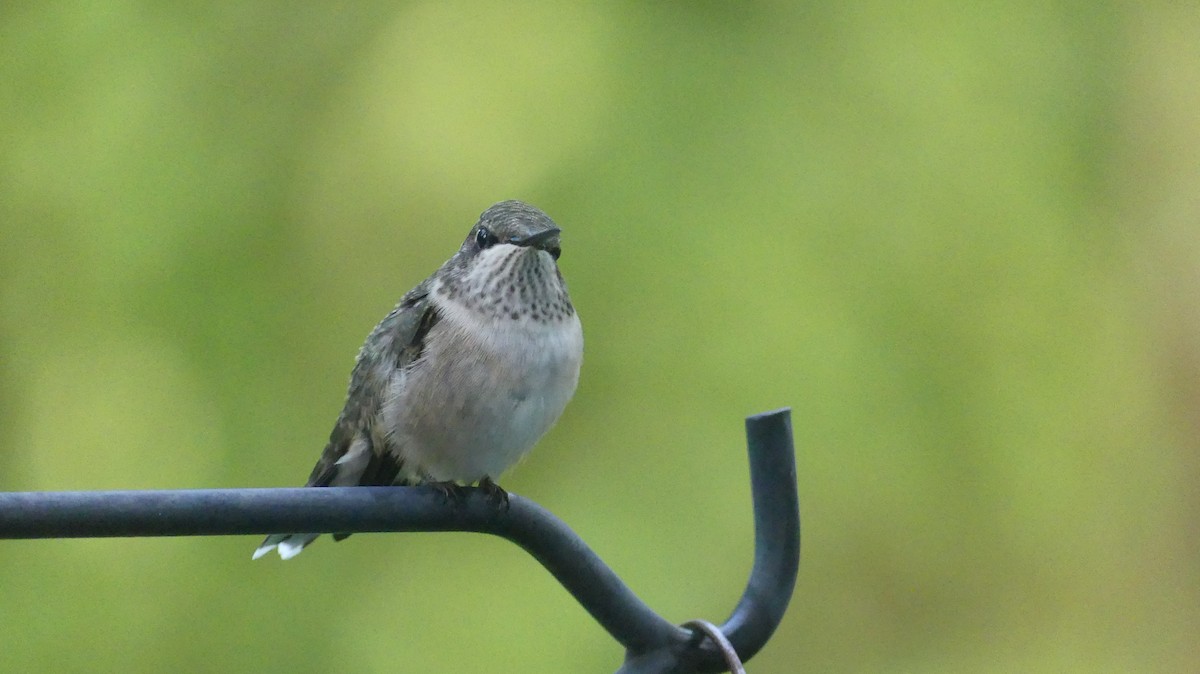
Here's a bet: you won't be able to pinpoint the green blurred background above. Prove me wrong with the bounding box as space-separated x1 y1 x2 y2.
2 3 1198 672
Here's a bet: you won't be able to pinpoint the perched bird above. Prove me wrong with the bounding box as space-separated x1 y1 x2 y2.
253 200 583 560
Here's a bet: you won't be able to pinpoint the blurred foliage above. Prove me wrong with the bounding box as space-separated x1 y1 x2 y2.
2 2 1198 672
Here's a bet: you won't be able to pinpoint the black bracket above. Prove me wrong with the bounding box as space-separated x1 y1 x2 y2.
0 408 799 673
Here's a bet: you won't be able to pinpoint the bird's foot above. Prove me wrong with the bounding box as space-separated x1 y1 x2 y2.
429 480 468 505
478 476 510 510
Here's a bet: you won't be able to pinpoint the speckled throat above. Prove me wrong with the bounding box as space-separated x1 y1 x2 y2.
435 243 574 324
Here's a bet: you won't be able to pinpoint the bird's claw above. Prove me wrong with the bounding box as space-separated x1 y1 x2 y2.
429 480 468 504
479 476 510 510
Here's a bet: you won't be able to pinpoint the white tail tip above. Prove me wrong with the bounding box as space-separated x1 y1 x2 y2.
252 533 318 560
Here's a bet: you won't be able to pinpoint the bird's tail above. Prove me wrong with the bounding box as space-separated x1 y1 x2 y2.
251 533 319 560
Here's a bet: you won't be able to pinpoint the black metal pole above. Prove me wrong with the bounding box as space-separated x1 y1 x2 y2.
0 409 799 673
615 408 800 673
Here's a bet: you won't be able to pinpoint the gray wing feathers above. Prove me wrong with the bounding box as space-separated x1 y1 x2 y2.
252 282 437 560
305 282 434 488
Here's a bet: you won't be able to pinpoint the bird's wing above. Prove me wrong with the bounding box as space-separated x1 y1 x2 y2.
304 281 441 488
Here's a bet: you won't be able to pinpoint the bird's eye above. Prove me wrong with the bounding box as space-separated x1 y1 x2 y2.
475 227 497 249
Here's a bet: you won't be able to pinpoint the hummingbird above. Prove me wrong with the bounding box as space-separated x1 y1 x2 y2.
253 200 583 560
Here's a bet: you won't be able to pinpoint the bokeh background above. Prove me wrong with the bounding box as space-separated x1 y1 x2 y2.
2 3 1198 672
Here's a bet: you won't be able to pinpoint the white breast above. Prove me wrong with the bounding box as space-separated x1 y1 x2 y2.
380 245 583 482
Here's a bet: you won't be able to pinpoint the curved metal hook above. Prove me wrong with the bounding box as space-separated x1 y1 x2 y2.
615 408 800 673
0 409 800 672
